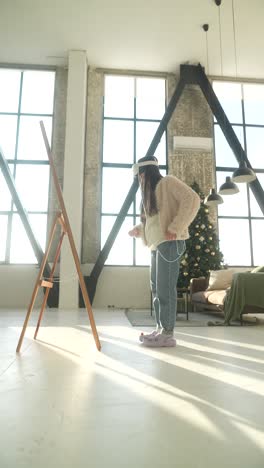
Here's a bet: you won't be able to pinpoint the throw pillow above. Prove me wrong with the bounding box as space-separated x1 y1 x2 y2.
206 269 234 291
251 265 264 273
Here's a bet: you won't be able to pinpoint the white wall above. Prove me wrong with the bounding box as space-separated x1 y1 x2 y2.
0 264 150 309
92 266 150 309
0 265 42 309
0 263 253 309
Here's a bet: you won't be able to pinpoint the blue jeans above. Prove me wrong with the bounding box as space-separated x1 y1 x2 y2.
150 240 185 332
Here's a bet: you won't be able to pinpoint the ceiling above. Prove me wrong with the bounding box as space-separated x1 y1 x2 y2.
1 0 264 79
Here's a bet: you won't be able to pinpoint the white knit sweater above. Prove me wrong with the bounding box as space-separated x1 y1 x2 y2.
137 175 200 243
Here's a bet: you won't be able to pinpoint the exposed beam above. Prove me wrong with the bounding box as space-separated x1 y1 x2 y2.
80 76 186 304
192 64 264 215
84 64 264 305
2 63 263 308
0 150 59 306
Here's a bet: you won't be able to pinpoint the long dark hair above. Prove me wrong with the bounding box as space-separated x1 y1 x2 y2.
138 157 163 218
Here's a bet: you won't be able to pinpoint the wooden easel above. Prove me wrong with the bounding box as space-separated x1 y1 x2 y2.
16 121 101 352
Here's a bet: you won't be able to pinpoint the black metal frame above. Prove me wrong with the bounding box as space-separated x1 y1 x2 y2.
79 73 185 305
1 64 263 307
213 80 264 267
0 67 57 305
0 68 55 264
82 64 264 305
0 150 59 305
100 77 168 267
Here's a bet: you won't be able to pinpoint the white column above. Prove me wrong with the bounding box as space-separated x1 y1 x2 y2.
59 50 87 309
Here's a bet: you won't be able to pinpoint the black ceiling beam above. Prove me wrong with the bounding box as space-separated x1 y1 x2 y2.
83 63 264 305
193 63 264 215
90 177 139 283
180 63 205 84
80 177 139 306
0 150 59 306
80 76 186 305
2 63 262 308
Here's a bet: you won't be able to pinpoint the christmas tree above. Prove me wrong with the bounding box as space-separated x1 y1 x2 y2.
177 181 224 288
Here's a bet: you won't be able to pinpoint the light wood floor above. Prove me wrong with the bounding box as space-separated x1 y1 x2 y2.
1 308 264 468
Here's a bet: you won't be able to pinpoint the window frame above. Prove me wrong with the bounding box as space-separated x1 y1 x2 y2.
0 65 56 264
101 73 168 267
213 80 264 267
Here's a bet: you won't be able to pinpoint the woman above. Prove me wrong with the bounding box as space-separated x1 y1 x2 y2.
129 155 200 347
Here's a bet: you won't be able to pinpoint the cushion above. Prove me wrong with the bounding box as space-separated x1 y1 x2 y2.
206 269 234 291
192 290 226 306
251 265 264 273
206 290 226 306
191 291 209 304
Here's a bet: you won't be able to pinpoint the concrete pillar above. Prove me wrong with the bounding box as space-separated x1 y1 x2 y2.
59 50 87 309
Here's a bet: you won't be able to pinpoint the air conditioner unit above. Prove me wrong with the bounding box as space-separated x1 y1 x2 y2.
173 136 213 152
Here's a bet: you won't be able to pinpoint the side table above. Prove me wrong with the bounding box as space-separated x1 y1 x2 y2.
177 287 189 320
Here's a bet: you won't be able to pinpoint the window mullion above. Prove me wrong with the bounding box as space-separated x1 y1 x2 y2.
133 78 137 265
7 72 23 261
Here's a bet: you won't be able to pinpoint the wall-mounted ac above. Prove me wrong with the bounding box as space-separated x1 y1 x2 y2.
173 136 213 152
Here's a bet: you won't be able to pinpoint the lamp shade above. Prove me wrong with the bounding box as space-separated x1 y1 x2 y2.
232 161 256 183
204 188 223 206
219 176 239 195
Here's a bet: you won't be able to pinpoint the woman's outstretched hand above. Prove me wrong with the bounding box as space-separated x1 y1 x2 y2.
128 227 141 238
165 231 177 240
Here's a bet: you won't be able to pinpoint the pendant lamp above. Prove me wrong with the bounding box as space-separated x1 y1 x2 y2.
219 176 239 194
204 188 223 206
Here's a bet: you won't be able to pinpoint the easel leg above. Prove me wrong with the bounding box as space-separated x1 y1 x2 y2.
34 230 65 339
16 213 61 353
79 274 101 351
16 276 42 353
40 121 101 351
65 220 101 350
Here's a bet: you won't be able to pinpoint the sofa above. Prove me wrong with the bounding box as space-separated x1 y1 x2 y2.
190 266 264 323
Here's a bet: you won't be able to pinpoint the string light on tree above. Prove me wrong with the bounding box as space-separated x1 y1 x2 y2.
178 181 224 288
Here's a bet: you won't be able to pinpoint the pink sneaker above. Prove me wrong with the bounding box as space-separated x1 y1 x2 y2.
139 330 159 343
141 332 176 347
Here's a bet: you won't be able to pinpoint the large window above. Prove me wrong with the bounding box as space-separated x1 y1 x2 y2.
101 75 167 265
0 68 55 263
213 81 264 266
